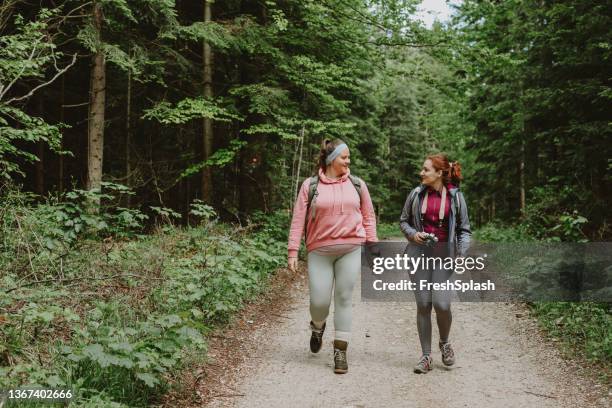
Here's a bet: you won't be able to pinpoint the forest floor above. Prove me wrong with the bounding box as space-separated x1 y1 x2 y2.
169 259 610 408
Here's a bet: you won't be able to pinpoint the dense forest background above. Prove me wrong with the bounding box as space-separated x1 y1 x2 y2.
1 0 610 406
2 0 609 236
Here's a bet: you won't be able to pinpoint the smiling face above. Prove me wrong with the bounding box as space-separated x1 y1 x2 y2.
419 159 442 187
330 148 350 176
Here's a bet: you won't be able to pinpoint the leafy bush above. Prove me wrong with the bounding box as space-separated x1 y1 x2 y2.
160 214 286 325
473 222 534 243
377 223 402 240
1 182 147 259
531 302 611 370
549 211 589 242
522 185 590 241
1 186 288 406
249 209 290 243
62 308 204 405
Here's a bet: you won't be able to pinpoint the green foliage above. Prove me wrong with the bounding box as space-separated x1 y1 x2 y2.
1 186 287 406
188 199 216 223
1 0 609 400
249 210 290 244
550 212 589 243
0 8 70 179
475 223 610 370
178 139 247 179
473 223 534 243
0 8 59 83
519 185 591 241
0 105 66 179
62 308 204 404
142 97 242 124
152 212 286 327
531 302 611 371
166 21 233 49
377 223 403 240
149 205 181 225
50 182 148 243
454 0 610 236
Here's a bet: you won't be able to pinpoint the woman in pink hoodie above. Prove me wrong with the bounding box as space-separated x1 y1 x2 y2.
288 138 378 374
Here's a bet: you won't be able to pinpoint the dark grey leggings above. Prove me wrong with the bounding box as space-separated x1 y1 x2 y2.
410 259 454 356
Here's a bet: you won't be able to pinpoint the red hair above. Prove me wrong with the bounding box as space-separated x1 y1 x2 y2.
427 154 463 186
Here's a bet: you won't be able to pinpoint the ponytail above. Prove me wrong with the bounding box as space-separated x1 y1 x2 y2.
427 154 463 186
449 161 463 185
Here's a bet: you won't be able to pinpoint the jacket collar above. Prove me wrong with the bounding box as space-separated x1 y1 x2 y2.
417 183 459 196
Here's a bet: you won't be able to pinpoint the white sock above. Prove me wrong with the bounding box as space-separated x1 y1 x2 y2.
335 330 351 343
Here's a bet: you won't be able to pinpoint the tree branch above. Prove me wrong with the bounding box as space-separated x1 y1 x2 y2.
4 52 77 104
0 39 40 101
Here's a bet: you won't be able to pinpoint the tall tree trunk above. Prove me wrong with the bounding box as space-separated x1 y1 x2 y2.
201 0 213 203
87 0 106 201
518 77 527 219
36 96 44 195
126 46 132 206
519 139 526 218
58 75 65 193
36 140 44 194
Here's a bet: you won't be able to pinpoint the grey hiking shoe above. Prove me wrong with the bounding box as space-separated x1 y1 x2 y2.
309 321 325 353
333 340 348 374
413 354 433 374
439 341 455 366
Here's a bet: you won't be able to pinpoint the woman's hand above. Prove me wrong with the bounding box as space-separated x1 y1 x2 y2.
412 232 428 245
288 257 298 272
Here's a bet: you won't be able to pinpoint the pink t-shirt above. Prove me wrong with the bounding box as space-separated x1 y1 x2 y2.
288 169 378 257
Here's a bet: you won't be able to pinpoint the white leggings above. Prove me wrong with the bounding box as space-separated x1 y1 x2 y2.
307 247 361 342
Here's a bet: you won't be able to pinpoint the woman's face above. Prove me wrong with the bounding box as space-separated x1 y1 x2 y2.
420 159 442 187
330 148 350 175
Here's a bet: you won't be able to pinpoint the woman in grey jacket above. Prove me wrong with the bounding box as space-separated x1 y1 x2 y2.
399 154 472 373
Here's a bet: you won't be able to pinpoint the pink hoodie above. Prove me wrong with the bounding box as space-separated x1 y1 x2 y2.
288 169 378 257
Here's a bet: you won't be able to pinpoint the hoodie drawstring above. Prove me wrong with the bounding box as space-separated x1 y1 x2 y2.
332 183 336 214
340 181 344 214
317 169 351 215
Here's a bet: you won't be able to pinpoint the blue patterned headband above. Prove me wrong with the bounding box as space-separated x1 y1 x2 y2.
325 143 348 165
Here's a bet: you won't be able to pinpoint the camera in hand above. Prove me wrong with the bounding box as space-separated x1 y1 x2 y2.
422 232 438 247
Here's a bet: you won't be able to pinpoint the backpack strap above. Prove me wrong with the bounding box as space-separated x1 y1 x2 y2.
347 174 362 206
307 175 319 209
420 186 447 227
304 176 319 239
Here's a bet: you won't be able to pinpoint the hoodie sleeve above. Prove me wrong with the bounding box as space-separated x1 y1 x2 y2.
288 178 310 258
359 180 378 243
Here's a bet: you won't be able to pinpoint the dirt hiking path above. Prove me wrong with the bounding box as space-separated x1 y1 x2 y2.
203 266 609 408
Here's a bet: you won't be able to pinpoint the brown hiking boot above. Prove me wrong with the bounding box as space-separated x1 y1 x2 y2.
333 340 348 374
309 321 325 353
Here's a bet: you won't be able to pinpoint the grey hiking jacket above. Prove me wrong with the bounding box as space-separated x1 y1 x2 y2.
399 185 472 257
